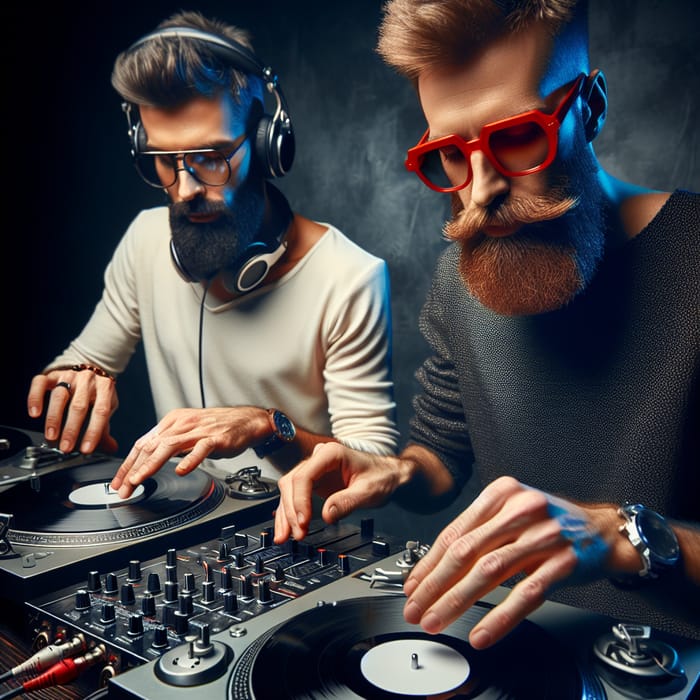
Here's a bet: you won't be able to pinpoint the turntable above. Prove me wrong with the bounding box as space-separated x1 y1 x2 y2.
0 425 279 600
106 546 700 699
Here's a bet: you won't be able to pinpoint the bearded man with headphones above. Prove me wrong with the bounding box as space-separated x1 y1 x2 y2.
26 10 399 495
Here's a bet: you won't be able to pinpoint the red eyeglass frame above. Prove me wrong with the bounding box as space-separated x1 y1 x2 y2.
405 73 586 192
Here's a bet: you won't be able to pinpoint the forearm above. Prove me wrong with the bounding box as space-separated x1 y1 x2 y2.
391 443 458 513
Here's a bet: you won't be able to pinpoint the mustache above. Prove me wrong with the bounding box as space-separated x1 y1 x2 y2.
444 191 579 243
170 198 230 219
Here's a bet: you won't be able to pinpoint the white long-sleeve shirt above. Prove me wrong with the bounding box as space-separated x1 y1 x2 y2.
47 206 398 477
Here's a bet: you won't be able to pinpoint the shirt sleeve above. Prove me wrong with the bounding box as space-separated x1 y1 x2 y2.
323 257 399 455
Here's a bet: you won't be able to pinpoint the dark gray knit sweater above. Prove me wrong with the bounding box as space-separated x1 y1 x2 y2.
408 189 699 639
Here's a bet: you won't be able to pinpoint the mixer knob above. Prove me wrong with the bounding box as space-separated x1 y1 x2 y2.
234 532 248 548
182 572 196 594
259 530 271 548
372 538 390 557
104 572 119 595
100 602 116 625
216 567 232 591
318 548 330 566
86 570 101 593
174 594 193 636
253 555 264 574
166 548 178 567
218 542 230 560
127 560 142 582
147 572 162 595
231 548 246 568
256 578 271 604
201 580 216 604
164 580 179 604
219 524 236 540
236 574 253 598
74 589 91 612
128 613 145 637
152 625 169 649
272 563 285 582
178 592 194 617
361 518 374 539
141 592 157 617
120 582 136 606
223 591 238 614
338 553 351 575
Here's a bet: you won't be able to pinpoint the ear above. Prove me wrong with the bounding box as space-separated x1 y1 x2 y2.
581 69 608 142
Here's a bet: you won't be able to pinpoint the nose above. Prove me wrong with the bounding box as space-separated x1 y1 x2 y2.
469 151 509 208
172 160 205 201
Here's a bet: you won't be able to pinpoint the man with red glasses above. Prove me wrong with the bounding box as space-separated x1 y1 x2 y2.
26 11 399 494
274 0 699 646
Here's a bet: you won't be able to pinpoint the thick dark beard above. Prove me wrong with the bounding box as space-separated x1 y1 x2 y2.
169 178 265 282
444 150 605 316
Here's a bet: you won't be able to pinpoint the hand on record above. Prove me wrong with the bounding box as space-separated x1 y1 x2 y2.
274 442 402 544
27 369 119 455
402 476 610 650
110 406 267 498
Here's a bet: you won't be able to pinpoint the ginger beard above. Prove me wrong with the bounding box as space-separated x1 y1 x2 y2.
445 163 606 316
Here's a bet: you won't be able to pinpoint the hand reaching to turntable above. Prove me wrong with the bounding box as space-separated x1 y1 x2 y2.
26 365 119 455
110 406 274 498
401 476 627 650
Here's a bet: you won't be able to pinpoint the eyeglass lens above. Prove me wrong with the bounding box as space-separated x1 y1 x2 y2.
135 151 231 188
418 120 550 190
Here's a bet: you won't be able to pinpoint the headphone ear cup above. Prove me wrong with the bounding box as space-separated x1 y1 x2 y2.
255 113 295 179
131 120 148 155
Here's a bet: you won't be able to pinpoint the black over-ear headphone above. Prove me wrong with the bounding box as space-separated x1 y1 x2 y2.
124 26 295 178
168 183 294 295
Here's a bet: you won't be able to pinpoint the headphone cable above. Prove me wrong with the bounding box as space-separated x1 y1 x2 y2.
198 281 210 408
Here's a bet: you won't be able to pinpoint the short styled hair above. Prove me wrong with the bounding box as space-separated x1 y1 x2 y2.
111 10 263 110
376 0 583 84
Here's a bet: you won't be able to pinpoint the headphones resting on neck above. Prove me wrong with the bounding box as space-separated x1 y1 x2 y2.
168 183 294 295
124 26 295 178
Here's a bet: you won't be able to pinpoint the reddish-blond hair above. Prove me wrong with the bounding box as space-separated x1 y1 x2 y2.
376 0 581 83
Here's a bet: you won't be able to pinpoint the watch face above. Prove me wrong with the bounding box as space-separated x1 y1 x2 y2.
637 509 680 561
273 411 296 441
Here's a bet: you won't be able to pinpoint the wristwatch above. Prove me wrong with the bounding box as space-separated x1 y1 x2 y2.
617 503 680 579
254 409 297 458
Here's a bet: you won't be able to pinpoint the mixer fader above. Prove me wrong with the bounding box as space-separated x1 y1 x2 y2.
24 517 400 675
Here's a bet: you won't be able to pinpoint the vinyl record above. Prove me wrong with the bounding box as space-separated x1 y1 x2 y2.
234 596 602 699
1 459 226 546
0 426 33 460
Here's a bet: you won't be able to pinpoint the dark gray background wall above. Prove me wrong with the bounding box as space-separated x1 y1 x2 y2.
3 1 698 543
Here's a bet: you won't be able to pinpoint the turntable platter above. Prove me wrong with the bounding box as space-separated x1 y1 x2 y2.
0 460 226 546
0 426 33 460
236 596 600 699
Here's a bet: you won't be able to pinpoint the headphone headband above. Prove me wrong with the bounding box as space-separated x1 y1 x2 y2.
128 27 271 85
123 25 295 179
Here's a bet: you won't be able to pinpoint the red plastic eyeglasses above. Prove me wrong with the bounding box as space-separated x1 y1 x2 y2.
405 73 586 193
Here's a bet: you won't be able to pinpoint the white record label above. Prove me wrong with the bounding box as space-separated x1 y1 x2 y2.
360 638 470 695
68 482 145 506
